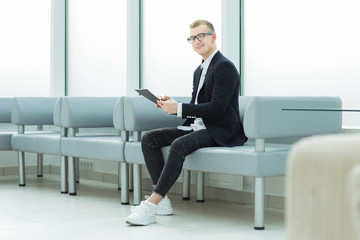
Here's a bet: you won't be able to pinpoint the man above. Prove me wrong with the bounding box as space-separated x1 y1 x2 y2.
125 19 247 226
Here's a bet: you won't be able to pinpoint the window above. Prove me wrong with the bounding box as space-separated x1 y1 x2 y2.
0 0 50 97
141 0 222 96
243 0 360 127
66 0 127 96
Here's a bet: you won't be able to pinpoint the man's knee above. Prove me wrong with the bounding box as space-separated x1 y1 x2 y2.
142 130 156 147
170 138 187 154
142 129 163 149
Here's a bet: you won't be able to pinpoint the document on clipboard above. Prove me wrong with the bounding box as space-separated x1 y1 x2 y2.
135 89 159 104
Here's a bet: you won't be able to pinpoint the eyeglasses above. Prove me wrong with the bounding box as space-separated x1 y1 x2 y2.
187 32 213 43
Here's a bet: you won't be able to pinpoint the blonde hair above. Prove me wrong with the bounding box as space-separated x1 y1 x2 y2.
190 20 215 33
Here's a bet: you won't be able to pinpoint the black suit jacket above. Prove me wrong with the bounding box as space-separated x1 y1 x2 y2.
181 51 247 147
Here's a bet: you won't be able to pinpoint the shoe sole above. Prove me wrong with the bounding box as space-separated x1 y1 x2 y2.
155 210 174 216
126 220 156 226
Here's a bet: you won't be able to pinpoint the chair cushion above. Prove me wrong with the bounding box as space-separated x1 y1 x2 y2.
61 136 125 162
125 141 290 177
183 143 290 177
11 131 61 154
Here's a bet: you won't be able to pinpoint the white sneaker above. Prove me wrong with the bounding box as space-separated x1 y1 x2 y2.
130 196 174 216
156 196 173 215
125 201 157 226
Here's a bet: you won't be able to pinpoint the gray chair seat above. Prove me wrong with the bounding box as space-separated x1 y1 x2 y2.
125 141 290 177
0 132 13 150
61 135 125 162
11 131 61 155
183 143 291 177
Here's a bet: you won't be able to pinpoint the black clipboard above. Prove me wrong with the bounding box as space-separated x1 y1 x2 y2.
135 89 159 104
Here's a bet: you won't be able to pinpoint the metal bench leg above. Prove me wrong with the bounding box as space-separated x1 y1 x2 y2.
120 162 129 205
133 164 142 205
60 156 68 194
68 156 77 196
129 163 133 192
196 171 205 202
75 157 80 183
254 177 265 230
18 151 26 186
36 125 43 178
182 170 191 200
37 153 43 177
118 162 122 191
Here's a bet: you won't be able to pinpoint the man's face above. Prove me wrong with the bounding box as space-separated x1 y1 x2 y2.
189 24 216 60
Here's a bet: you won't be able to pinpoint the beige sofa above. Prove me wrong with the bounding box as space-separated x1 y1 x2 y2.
286 133 360 240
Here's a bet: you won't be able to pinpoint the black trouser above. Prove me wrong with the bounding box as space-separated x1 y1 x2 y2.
141 127 218 197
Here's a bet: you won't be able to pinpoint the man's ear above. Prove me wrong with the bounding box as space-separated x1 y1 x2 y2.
212 33 217 42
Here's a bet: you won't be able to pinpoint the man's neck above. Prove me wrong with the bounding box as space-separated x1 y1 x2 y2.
202 49 218 64
202 48 217 61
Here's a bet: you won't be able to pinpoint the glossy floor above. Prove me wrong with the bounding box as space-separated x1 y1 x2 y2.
0 175 286 240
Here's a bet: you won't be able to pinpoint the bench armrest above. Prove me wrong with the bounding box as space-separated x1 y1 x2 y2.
244 96 342 139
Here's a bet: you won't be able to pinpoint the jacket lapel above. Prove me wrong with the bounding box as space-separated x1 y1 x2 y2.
202 51 220 87
193 66 202 99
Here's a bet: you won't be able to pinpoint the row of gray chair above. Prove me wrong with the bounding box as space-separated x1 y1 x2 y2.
1 97 129 203
0 95 343 230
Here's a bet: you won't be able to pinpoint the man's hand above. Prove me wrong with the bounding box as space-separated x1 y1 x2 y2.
156 95 170 108
157 95 171 101
157 98 178 115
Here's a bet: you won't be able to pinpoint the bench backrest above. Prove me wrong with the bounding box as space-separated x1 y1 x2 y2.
11 97 59 126
60 96 120 128
124 95 342 141
0 98 13 123
124 96 191 132
243 96 342 139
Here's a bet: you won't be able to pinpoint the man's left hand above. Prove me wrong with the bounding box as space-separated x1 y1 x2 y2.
157 99 178 115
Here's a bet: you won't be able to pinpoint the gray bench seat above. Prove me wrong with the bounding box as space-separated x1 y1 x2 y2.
123 95 342 230
60 96 129 204
184 96 342 230
10 97 62 188
11 131 61 154
183 143 291 176
61 135 125 161
126 142 290 176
